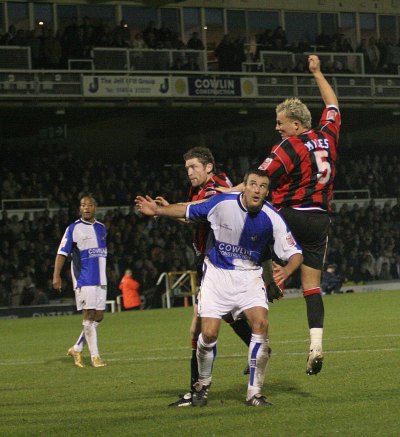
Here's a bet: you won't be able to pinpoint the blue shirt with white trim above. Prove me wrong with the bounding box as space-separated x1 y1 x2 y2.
186 192 302 270
57 219 107 288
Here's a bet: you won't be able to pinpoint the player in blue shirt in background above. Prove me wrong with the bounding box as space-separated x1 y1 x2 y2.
53 194 108 368
136 169 303 406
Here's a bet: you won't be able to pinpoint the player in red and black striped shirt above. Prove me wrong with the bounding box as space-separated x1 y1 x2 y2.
158 147 254 407
188 169 232 257
259 55 340 375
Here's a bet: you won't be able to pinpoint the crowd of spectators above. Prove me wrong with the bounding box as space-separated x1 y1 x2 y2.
0 19 192 69
0 144 399 308
2 16 400 74
254 27 400 75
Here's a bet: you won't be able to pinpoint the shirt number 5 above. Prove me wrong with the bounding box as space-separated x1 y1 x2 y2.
314 149 331 185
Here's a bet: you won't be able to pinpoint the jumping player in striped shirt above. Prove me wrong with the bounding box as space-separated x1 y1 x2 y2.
53 194 108 368
259 54 340 375
220 55 340 376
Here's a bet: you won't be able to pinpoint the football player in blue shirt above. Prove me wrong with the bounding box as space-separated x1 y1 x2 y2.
136 169 303 406
53 194 108 368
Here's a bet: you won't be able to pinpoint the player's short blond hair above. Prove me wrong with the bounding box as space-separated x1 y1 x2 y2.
276 97 312 129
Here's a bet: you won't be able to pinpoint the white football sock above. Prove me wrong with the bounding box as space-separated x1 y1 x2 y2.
83 320 99 357
73 330 86 353
309 327 323 351
196 333 217 386
247 334 270 401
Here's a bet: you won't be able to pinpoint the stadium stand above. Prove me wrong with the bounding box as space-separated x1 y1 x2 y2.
0 146 399 308
1 2 399 308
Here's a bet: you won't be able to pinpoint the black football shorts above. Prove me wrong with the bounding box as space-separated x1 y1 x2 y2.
278 208 330 270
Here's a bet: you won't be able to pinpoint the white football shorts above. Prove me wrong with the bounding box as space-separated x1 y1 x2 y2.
75 285 107 311
197 258 268 320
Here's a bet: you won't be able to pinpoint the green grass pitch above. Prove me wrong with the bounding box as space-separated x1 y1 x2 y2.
1 290 399 436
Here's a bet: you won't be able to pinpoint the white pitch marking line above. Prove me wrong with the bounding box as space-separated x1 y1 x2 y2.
0 347 398 366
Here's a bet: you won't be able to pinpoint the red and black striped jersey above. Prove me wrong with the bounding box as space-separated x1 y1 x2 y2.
259 106 340 212
188 172 232 255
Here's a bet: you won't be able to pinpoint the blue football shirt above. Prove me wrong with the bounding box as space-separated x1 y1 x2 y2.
57 219 107 288
186 192 302 270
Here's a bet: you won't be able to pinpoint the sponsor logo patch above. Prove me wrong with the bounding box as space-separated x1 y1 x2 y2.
326 109 336 122
285 233 296 247
259 158 272 170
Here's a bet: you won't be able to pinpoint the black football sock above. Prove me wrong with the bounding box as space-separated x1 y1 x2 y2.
305 292 324 328
230 318 252 346
190 338 199 390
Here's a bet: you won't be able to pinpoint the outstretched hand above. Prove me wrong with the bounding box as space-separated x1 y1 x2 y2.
135 195 158 216
272 261 290 286
155 196 169 206
308 55 321 74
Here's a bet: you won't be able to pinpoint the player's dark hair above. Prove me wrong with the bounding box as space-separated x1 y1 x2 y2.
183 147 216 173
79 193 97 206
243 168 270 185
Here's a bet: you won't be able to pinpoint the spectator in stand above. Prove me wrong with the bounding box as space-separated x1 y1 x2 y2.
334 60 353 74
170 31 186 50
256 29 273 61
0 24 17 44
271 26 287 50
233 37 246 71
112 19 131 47
288 41 304 54
379 262 393 280
61 17 80 66
321 264 343 295
10 271 27 306
339 37 354 53
315 29 332 50
132 32 147 49
143 20 157 48
357 37 380 73
358 262 374 282
376 250 392 278
391 254 400 279
361 251 377 279
215 34 236 71
187 32 204 51
119 269 141 310
291 59 308 73
80 16 93 44
43 29 62 69
0 273 10 306
156 22 172 46
392 195 400 225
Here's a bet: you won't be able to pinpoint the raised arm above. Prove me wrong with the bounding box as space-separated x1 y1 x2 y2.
308 54 338 108
215 182 244 194
154 196 205 224
135 195 187 219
